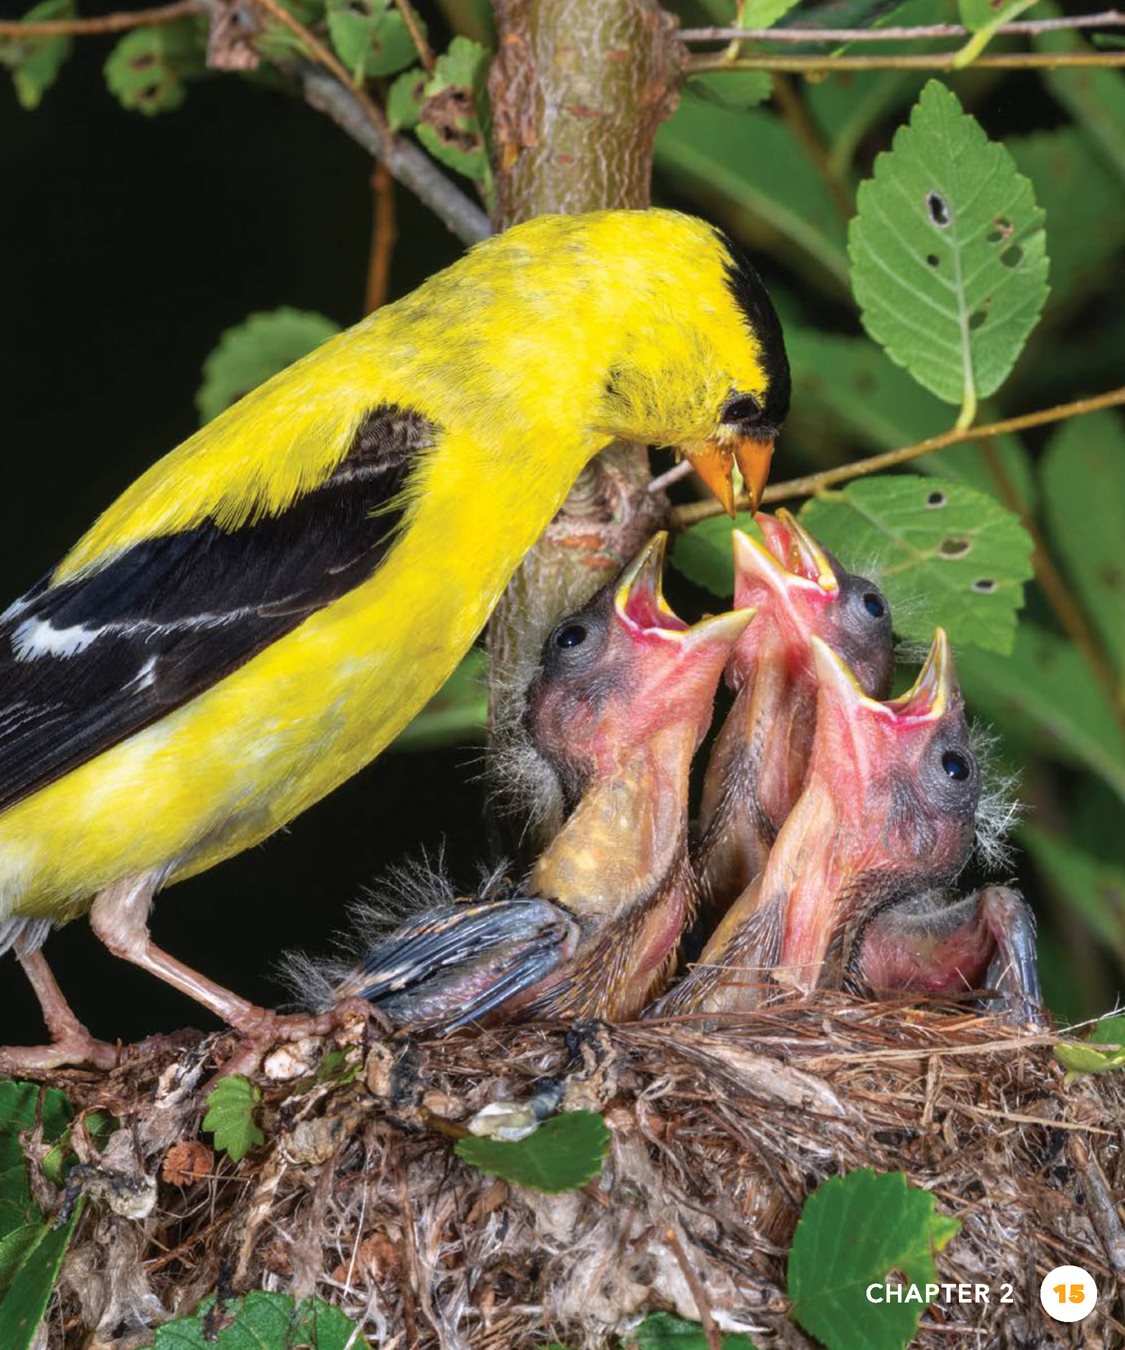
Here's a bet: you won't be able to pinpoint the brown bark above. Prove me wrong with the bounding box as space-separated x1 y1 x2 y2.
485 0 684 847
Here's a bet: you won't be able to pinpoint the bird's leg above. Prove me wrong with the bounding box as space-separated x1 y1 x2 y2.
1 947 119 1072
87 876 353 1057
853 886 1044 1026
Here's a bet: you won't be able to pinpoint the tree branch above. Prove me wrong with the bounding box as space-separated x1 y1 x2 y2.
672 387 1125 526
679 10 1125 43
686 48 1125 72
0 0 201 37
302 68 491 244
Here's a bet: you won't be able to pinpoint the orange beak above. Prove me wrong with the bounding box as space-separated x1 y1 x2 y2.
686 433 776 518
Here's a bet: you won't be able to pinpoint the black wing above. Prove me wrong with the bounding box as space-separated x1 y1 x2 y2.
0 405 435 814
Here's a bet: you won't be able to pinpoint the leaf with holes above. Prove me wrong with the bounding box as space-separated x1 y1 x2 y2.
202 1076 264 1164
0 0 74 109
656 101 849 290
103 18 207 115
197 308 341 425
148 1290 364 1347
455 1110 610 1194
783 328 1035 509
416 37 492 193
789 1169 960 1350
393 648 488 749
798 475 1033 653
326 0 418 80
957 623 1125 803
849 80 1048 423
1041 411 1125 675
628 1312 758 1347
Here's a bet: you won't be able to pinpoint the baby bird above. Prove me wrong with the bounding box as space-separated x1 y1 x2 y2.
331 535 752 1028
850 885 1042 1025
664 629 981 1012
696 511 894 920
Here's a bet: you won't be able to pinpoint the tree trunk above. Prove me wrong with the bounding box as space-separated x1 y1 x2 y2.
485 0 683 848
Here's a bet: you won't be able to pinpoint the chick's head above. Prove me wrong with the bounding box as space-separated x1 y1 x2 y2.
525 533 753 809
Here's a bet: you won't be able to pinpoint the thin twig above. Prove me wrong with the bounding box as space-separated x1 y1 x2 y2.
395 0 435 72
365 164 397 313
0 0 201 37
672 387 1125 525
679 10 1125 42
302 67 491 243
686 48 1125 71
254 0 384 125
665 1226 722 1350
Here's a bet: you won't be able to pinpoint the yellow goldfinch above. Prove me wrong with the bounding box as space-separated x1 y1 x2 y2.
0 208 789 1068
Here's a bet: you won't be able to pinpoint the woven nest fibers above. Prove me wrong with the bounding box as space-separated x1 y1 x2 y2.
23 997 1125 1349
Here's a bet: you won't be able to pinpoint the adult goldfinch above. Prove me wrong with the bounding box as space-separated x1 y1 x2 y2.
331 535 752 1028
0 208 789 1068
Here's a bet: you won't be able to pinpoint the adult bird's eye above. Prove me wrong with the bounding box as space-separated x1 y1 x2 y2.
941 750 971 781
722 393 764 425
863 592 886 619
555 623 587 649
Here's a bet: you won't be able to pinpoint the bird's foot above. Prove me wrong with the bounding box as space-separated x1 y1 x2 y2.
0 1025 120 1077
216 998 385 1080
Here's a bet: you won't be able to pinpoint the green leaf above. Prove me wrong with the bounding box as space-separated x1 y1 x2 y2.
197 308 342 425
683 70 772 111
0 1212 80 1350
737 0 798 29
1041 411 1125 677
253 0 326 62
387 65 427 130
628 1311 758 1348
788 1169 960 1350
672 513 762 598
783 328 1035 509
1054 1015 1125 1080
848 80 1048 424
416 36 492 192
0 1081 73 1235
0 0 74 110
956 623 1125 803
202 1076 264 1163
1009 130 1125 311
147 1290 364 1348
104 18 207 116
1035 7 1125 185
655 101 849 290
327 0 419 80
0 1083 80 1350
1021 828 1125 963
798 475 1034 653
393 648 488 749
455 1110 610 1194
954 0 1036 65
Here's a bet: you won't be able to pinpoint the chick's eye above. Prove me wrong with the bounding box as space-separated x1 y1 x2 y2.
722 394 764 426
554 623 587 649
941 749 971 781
863 592 886 619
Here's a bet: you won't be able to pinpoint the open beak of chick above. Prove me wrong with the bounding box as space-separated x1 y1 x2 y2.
684 431 775 518
776 627 971 990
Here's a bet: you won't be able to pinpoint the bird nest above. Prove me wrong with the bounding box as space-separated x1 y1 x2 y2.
33 998 1125 1348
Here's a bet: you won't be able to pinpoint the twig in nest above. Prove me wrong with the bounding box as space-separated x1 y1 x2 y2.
665 1224 722 1350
